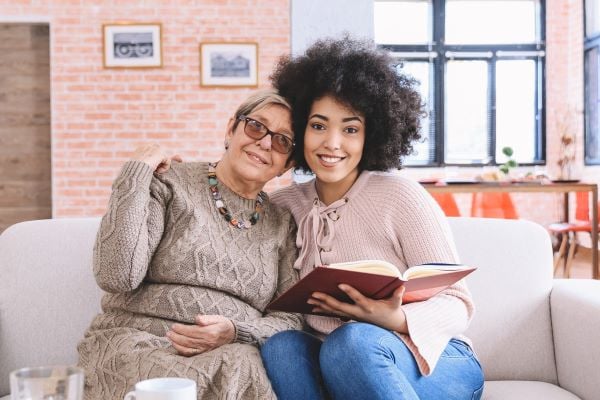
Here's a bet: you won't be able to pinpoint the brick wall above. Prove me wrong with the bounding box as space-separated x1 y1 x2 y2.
0 0 291 217
0 0 595 224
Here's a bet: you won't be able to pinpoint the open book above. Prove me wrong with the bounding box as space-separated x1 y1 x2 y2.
267 260 476 315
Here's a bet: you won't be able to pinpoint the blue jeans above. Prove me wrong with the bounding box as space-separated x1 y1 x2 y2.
261 323 484 400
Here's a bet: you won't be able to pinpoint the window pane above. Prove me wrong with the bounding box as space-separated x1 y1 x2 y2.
396 61 433 164
445 60 489 163
374 0 432 45
496 60 536 163
446 0 537 45
587 0 600 38
586 48 600 162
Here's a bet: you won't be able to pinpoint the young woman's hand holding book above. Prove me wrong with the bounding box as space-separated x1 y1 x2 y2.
307 284 409 333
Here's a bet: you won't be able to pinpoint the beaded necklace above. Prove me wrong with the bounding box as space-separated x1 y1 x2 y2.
208 162 264 229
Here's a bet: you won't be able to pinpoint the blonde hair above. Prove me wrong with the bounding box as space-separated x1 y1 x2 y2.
231 89 291 131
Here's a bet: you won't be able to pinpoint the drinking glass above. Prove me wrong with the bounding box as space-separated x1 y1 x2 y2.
10 365 84 400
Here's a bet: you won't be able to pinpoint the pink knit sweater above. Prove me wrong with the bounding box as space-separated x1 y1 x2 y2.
271 170 475 376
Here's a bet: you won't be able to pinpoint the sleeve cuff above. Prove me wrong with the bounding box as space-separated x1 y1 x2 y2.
120 160 154 182
232 321 255 344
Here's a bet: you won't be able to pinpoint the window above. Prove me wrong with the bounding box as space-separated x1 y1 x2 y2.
585 0 600 164
375 0 545 167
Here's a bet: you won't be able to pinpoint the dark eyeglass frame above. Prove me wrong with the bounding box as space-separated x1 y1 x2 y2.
237 115 295 154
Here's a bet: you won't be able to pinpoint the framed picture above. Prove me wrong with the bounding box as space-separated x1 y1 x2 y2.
200 42 258 88
102 23 162 68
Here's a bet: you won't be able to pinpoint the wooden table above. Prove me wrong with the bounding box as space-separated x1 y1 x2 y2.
424 181 599 279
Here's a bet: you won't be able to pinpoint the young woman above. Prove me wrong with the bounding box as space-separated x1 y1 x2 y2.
261 38 484 400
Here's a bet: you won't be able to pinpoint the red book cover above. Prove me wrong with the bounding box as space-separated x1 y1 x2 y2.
267 262 476 315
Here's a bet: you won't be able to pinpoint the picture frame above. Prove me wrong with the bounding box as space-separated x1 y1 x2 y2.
200 42 258 88
102 23 162 68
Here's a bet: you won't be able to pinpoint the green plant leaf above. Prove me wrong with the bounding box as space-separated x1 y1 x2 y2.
502 147 514 157
507 160 518 168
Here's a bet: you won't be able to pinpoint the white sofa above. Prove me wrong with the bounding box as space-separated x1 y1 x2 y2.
1 217 599 399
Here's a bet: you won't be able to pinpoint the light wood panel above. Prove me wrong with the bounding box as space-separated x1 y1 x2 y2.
0 24 51 232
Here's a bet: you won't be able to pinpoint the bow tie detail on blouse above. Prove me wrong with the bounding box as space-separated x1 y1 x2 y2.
295 197 349 270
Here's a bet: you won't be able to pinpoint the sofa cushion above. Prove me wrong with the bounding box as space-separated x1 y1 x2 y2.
551 279 600 400
449 218 557 383
482 380 580 399
0 218 103 397
0 217 570 398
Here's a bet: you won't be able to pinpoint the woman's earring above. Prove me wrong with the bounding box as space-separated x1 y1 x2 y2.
224 140 230 150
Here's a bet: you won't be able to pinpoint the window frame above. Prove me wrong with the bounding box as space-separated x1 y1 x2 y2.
377 0 546 167
584 0 600 165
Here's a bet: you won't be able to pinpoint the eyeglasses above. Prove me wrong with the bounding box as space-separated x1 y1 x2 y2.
237 115 295 154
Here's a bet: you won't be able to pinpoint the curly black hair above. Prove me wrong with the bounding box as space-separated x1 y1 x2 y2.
270 36 425 172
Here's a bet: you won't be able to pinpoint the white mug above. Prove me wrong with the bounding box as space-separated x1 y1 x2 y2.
124 378 196 400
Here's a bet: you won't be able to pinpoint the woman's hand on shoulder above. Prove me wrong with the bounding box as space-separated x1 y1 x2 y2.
308 285 408 333
166 315 235 356
132 143 182 174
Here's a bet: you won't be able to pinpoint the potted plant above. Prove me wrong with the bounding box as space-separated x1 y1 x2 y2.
499 146 518 176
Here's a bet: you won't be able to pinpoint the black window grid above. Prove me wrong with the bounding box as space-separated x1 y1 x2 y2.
377 0 546 168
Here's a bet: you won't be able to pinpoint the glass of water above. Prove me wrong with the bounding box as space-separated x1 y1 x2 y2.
10 366 84 400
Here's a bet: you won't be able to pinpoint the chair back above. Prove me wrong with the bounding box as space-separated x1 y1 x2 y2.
431 193 461 217
575 192 589 221
0 218 103 397
449 217 557 383
574 191 600 222
470 192 518 219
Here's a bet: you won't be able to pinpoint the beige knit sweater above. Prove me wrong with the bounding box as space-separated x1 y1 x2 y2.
78 161 302 400
271 170 475 376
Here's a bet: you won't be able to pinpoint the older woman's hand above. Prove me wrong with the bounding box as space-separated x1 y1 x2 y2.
307 284 409 333
132 143 182 174
166 315 235 356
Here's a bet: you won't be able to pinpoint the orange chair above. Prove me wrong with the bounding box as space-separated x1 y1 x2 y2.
431 193 460 217
549 192 600 277
470 193 518 219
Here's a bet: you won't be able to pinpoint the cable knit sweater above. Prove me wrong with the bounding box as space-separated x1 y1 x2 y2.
78 161 302 400
270 170 475 376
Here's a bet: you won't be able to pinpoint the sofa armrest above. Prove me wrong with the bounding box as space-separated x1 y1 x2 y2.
551 279 600 400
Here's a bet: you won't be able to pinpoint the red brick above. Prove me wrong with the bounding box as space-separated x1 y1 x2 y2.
146 132 174 139
67 142 95 149
84 113 111 120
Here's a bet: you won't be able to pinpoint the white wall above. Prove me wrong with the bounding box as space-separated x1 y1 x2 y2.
291 0 374 54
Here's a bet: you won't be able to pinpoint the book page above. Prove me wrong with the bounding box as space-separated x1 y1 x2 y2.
327 259 400 277
403 263 468 280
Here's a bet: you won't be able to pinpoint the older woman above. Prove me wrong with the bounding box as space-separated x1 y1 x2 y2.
77 90 303 400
